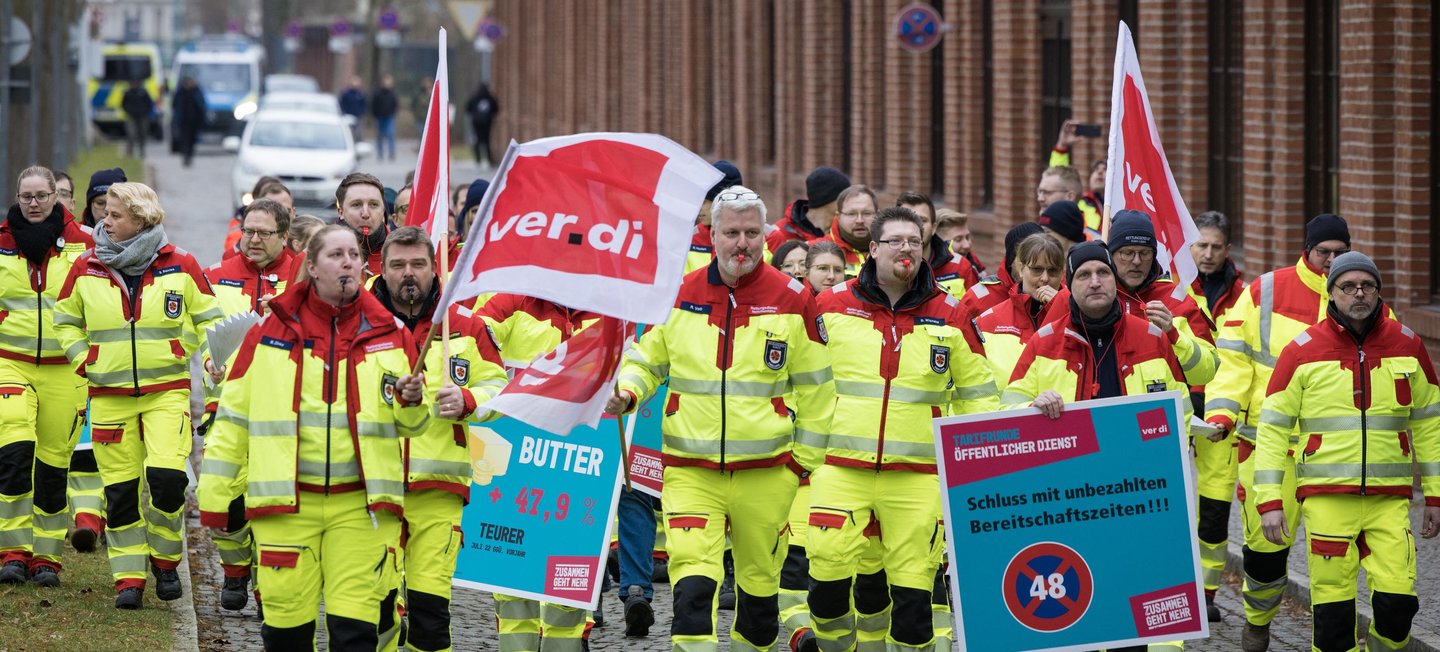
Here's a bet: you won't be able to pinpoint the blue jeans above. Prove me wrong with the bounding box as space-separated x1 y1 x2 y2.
616 488 657 600
375 116 396 160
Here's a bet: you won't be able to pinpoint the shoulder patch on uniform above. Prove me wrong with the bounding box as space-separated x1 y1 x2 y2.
1294 331 1312 346
456 304 474 318
814 315 828 344
1147 323 1164 338
1400 325 1416 339
1036 324 1055 337
786 277 806 295
830 283 847 294
971 284 990 298
977 306 996 319
945 294 959 307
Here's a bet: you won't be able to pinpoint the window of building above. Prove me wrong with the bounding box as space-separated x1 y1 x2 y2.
1117 0 1139 46
1039 0 1072 166
981 0 994 207
1206 0 1243 233
1303 0 1340 220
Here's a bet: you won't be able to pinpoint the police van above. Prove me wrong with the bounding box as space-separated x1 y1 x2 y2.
88 42 165 139
170 36 264 139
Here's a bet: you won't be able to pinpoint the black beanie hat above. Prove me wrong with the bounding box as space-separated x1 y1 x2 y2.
805 166 850 208
457 179 491 233
1066 241 1118 287
1106 209 1157 253
1304 213 1350 250
1004 222 1045 275
705 160 744 202
86 167 127 204
1038 200 1085 243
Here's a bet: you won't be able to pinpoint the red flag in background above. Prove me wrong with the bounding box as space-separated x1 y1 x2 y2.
1104 22 1201 301
481 316 634 436
408 28 451 244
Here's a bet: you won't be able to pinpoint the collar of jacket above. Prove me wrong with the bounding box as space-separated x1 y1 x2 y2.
1295 255 1329 295
271 279 398 337
786 199 824 239
234 246 296 278
850 257 939 312
829 216 869 254
1325 299 1385 344
926 234 953 269
1068 294 1123 341
691 224 712 248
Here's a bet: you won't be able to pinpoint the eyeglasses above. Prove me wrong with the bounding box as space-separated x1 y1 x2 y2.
715 190 760 202
810 264 845 275
1313 246 1350 259
840 210 876 220
242 228 281 240
1113 249 1154 262
1336 282 1379 296
879 238 923 250
56 189 73 199
395 204 410 216
16 192 54 204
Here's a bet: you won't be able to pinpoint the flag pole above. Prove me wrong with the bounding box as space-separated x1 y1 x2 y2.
614 384 633 492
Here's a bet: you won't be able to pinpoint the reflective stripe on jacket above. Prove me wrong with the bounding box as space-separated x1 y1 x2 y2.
817 270 998 473
408 304 507 501
1204 258 1329 440
617 262 834 472
1003 311 1191 424
196 284 429 526
0 207 93 364
54 244 224 396
478 293 599 370
1254 310 1440 510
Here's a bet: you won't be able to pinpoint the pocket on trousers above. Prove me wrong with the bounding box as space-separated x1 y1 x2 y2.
169 339 186 360
91 423 125 445
1309 538 1350 559
808 508 850 532
258 543 307 569
667 514 709 531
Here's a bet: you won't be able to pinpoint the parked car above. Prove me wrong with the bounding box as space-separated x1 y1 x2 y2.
225 109 373 210
263 73 320 94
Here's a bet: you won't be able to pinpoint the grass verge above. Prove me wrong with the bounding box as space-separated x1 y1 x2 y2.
0 543 173 651
66 143 147 195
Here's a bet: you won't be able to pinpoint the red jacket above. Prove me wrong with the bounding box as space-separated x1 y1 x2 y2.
959 265 1015 321
1007 310 1187 402
1043 279 1215 346
205 248 300 313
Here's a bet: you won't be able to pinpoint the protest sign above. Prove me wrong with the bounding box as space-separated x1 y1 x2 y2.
934 392 1206 651
623 384 667 498
453 414 623 609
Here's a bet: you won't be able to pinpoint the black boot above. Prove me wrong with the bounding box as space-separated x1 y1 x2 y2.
717 550 736 610
221 573 250 611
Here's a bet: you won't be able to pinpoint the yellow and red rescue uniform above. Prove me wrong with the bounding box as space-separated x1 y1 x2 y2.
616 261 835 652
926 234 980 301
477 292 601 651
807 261 998 651
197 283 429 648
53 242 225 592
810 220 867 279
1253 308 1440 650
959 264 1015 322
0 205 92 574
402 301 508 652
1203 256 1335 627
766 199 827 254
975 291 1053 385
1001 309 1190 408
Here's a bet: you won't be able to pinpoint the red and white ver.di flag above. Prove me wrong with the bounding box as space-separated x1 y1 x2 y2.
437 132 723 325
407 28 451 244
482 316 634 435
1104 21 1201 301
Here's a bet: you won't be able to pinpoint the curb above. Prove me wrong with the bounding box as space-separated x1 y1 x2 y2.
171 535 200 652
1225 542 1440 652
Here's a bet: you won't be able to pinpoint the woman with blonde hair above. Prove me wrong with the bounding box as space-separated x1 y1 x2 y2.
54 182 225 608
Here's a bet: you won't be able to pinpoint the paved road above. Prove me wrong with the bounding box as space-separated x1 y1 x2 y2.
147 142 1439 650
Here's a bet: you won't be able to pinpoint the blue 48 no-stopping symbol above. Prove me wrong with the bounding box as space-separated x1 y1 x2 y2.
1002 542 1094 632
893 2 945 52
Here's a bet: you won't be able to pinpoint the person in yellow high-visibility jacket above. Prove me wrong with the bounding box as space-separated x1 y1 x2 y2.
607 186 835 652
1202 214 1353 651
1254 252 1440 652
479 291 602 652
808 207 999 652
197 224 429 648
53 182 225 608
0 166 93 588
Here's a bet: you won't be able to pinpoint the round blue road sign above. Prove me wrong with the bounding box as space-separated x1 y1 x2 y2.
893 2 944 52
1001 541 1094 633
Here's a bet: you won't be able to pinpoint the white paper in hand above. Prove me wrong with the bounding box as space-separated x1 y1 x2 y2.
1189 415 1221 439
206 311 261 368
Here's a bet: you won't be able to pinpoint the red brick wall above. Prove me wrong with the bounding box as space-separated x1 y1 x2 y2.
489 0 1438 356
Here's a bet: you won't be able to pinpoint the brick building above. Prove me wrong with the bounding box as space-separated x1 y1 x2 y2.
488 0 1439 355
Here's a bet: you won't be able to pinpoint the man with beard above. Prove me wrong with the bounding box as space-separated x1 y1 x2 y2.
607 185 835 652
816 185 876 278
1254 252 1440 652
896 190 979 300
807 206 997 652
334 172 391 278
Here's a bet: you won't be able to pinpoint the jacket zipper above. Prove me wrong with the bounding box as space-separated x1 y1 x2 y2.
876 319 897 472
1357 344 1368 495
719 290 734 471
33 286 42 364
325 316 338 494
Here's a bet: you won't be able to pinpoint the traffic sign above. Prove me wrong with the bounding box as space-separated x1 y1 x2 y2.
5 17 31 66
1002 541 1094 633
893 2 945 53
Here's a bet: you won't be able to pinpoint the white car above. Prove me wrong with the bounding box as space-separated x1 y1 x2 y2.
226 109 374 210
256 91 356 129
